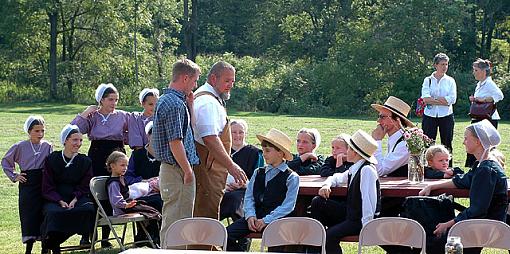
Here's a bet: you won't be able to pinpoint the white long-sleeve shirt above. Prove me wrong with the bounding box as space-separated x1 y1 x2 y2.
473 77 504 120
322 159 379 226
421 72 457 118
373 130 410 176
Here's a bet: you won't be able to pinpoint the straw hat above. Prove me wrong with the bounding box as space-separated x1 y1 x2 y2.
371 96 414 127
345 130 378 164
256 128 293 161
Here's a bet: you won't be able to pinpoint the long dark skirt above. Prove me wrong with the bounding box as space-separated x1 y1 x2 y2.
41 196 95 238
19 169 43 242
88 140 125 176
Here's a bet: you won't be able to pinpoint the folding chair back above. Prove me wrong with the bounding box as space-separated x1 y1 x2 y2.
448 219 510 250
89 176 155 253
260 217 326 254
164 217 227 250
358 217 426 254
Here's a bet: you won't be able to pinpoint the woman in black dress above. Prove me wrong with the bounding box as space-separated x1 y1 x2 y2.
41 125 95 254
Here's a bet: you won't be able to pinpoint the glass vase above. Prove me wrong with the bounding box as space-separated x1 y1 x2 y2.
408 153 425 183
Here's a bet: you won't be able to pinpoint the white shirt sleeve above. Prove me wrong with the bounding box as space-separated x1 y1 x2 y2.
445 77 457 105
360 165 379 226
421 77 431 98
374 140 409 176
193 100 224 138
323 171 348 187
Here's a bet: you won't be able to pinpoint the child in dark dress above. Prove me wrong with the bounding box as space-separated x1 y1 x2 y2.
424 144 463 179
320 134 353 177
2 115 52 254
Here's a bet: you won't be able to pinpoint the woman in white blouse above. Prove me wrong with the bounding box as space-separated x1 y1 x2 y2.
421 53 457 158
465 58 504 167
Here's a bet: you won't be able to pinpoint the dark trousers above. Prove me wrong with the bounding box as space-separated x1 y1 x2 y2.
326 219 361 254
465 119 498 167
422 114 454 153
226 218 254 251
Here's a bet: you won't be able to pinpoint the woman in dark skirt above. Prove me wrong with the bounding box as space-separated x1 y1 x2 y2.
2 115 52 254
71 83 129 247
41 124 95 254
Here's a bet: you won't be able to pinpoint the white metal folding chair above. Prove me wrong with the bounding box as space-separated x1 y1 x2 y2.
163 217 228 250
448 219 510 251
358 217 426 254
260 217 326 254
89 176 156 253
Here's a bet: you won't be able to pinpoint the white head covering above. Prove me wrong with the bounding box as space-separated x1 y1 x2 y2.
23 115 45 134
94 83 117 103
470 119 501 160
60 124 80 145
139 88 160 104
145 121 153 135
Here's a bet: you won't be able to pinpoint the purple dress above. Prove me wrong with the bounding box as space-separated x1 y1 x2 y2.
128 112 152 149
2 140 52 242
71 110 129 176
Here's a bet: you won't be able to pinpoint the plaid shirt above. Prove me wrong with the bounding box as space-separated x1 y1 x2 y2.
152 88 199 165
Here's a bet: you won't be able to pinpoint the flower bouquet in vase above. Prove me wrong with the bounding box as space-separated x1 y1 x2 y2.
403 127 433 183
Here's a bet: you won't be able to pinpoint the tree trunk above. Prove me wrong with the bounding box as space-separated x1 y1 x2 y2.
48 10 58 100
183 0 191 60
485 12 495 60
480 11 487 58
190 0 198 61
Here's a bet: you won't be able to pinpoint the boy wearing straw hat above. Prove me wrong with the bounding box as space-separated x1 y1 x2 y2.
371 96 413 177
312 130 381 254
226 128 299 251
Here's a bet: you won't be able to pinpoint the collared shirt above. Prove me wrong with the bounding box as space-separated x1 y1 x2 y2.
71 110 129 141
421 72 457 118
243 162 300 224
152 88 199 165
473 77 504 120
374 130 410 176
322 159 379 226
192 83 227 145
2 140 53 182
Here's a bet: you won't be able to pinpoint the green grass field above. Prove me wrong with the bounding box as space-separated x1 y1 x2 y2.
1 103 509 253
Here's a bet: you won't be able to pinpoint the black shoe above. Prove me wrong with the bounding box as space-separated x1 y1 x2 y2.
79 237 91 247
101 241 113 249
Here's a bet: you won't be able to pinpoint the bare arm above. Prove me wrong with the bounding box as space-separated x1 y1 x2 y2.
169 139 194 185
422 97 448 106
203 135 247 184
419 180 456 196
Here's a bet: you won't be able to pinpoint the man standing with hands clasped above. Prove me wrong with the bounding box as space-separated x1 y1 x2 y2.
152 59 201 248
192 61 248 220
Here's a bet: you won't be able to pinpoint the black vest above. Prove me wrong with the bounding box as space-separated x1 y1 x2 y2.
132 148 161 180
346 162 381 222
253 167 293 218
105 176 130 201
46 152 92 202
387 136 408 177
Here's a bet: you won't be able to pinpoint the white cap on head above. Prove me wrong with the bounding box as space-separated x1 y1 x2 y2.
471 119 501 151
145 121 154 136
23 115 45 134
94 83 116 103
60 124 80 145
138 88 160 104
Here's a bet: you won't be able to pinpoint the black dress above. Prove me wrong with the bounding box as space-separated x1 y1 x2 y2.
41 152 95 247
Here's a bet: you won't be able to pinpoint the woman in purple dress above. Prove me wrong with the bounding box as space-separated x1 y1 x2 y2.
128 88 159 150
2 115 52 254
71 83 129 247
41 125 95 254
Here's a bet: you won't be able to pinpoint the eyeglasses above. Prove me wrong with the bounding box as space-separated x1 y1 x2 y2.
377 114 391 120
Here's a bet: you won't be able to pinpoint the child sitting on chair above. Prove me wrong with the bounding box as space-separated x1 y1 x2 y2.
311 130 381 254
320 134 353 177
424 145 463 179
226 128 299 251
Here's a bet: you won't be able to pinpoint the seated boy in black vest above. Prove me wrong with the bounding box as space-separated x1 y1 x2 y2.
226 128 299 251
311 130 381 254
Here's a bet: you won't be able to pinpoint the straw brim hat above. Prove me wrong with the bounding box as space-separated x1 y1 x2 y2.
345 130 378 164
256 128 293 161
371 96 414 127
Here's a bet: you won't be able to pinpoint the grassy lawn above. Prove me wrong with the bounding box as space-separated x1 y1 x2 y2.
0 103 509 254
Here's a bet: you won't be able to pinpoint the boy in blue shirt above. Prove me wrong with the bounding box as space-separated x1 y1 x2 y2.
226 128 299 251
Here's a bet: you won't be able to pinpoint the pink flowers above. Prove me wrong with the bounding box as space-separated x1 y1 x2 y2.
403 127 433 155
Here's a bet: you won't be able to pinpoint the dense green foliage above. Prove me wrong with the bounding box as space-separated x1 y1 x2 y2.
0 0 509 118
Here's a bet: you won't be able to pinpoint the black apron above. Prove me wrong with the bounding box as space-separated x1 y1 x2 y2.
88 140 125 176
19 169 43 241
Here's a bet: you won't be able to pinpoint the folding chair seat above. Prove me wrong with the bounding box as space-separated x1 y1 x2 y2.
89 176 156 253
260 217 326 254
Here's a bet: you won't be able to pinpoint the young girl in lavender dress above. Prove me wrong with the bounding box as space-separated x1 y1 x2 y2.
128 88 159 150
71 83 129 247
2 115 53 254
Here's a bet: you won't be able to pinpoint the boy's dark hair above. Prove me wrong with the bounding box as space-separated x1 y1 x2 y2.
261 140 281 152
